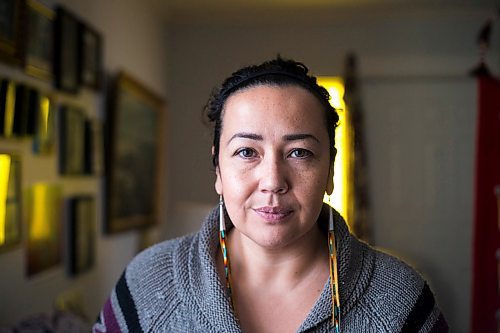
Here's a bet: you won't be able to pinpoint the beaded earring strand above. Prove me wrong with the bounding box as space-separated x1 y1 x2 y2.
218 196 234 309
329 205 341 332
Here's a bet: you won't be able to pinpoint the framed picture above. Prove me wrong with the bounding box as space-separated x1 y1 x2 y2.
67 196 96 275
12 84 39 137
53 6 80 93
32 94 55 155
25 0 54 81
11 83 30 137
59 104 89 175
0 78 16 137
0 153 22 253
78 23 102 90
90 118 104 175
25 183 62 276
0 0 25 65
106 71 164 233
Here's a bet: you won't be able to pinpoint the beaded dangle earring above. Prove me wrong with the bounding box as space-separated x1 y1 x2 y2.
218 195 234 308
329 205 341 332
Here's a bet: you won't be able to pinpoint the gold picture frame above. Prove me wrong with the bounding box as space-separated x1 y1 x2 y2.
0 153 22 253
106 72 164 234
25 0 54 81
0 0 25 66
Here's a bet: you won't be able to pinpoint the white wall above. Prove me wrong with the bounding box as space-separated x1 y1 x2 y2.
165 5 499 332
0 0 169 326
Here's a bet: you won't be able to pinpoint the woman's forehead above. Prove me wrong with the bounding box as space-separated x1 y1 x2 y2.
221 85 328 139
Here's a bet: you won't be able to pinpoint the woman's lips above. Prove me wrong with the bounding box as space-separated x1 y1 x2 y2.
253 206 293 223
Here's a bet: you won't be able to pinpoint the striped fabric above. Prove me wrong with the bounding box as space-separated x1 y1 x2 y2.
93 205 448 332
400 283 448 333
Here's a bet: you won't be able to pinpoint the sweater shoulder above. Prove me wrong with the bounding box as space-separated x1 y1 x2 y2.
123 234 197 330
371 247 426 292
353 246 446 332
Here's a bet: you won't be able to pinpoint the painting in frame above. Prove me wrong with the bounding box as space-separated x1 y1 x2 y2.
11 83 39 137
78 22 102 90
0 0 25 65
106 71 164 234
32 94 55 155
58 104 90 175
67 195 96 275
0 153 22 253
25 183 62 276
0 78 16 137
25 0 54 81
53 6 80 93
90 118 104 175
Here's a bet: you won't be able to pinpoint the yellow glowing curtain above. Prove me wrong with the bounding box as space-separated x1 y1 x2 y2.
319 77 354 228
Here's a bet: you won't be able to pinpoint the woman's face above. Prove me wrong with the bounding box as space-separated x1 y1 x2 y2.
215 85 333 249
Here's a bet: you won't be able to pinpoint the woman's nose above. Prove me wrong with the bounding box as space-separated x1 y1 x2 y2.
258 155 289 194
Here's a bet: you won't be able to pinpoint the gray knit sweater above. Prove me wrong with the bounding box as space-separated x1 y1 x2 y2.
93 205 448 332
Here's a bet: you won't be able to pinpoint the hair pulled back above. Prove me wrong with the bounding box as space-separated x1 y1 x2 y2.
205 56 339 168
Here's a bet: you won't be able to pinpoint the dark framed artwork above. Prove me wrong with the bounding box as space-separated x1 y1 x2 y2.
106 71 164 234
0 153 22 253
0 0 25 65
25 0 54 81
59 105 89 175
78 23 102 90
53 6 80 93
12 83 39 137
90 118 104 175
0 82 38 138
26 183 62 276
67 195 96 275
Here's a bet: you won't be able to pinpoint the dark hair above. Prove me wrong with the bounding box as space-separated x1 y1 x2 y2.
205 56 339 168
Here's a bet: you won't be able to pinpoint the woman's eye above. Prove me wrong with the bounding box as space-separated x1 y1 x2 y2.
289 149 312 159
236 148 256 158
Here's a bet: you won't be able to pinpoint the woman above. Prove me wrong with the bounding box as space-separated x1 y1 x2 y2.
93 57 448 332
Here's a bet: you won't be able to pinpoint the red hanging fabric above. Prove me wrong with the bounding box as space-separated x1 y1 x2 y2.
471 76 500 332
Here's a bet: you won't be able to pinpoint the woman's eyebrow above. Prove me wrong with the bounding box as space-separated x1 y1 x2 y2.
283 133 320 143
228 132 263 144
227 132 320 144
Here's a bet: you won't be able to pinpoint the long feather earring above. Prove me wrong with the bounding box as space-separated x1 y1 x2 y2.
219 195 234 308
329 205 341 332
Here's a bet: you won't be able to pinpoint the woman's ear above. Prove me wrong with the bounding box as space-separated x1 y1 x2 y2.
215 165 222 195
213 146 222 195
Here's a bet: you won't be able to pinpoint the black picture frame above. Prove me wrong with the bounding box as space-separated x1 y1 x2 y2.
89 118 104 175
0 0 25 66
12 83 39 137
25 0 54 81
59 105 90 175
0 81 39 138
67 195 96 275
78 23 102 90
53 6 79 93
